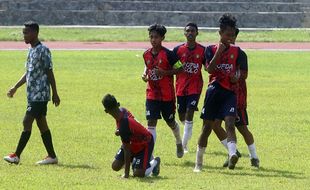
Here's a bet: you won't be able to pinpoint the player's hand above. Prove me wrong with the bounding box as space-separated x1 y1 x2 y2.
154 67 166 77
141 74 148 82
52 93 60 107
217 42 227 54
7 87 17 98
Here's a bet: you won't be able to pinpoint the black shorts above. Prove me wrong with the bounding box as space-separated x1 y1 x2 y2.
145 99 175 123
235 108 249 127
115 137 154 170
26 101 48 118
177 94 200 114
200 82 237 121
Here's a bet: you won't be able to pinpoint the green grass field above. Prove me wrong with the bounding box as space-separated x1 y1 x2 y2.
0 50 309 189
1 27 310 42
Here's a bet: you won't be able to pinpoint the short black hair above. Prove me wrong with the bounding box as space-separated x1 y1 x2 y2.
24 20 39 33
102 94 119 111
148 24 167 37
235 28 240 37
219 13 237 31
185 22 198 31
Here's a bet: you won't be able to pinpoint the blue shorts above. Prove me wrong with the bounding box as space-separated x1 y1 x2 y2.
146 99 175 123
177 94 200 114
115 137 154 170
200 82 237 121
235 108 249 127
26 101 48 118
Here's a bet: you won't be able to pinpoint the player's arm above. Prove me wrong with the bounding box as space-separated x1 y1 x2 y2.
47 69 60 107
206 43 226 74
7 72 27 98
119 118 132 178
122 142 132 178
155 49 183 76
239 49 248 80
141 66 148 82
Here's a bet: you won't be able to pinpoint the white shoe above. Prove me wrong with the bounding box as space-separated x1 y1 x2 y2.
183 145 189 153
193 164 202 172
4 153 20 164
36 156 58 165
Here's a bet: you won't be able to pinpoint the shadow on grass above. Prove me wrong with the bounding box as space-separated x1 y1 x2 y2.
56 163 98 170
135 175 169 183
166 160 305 179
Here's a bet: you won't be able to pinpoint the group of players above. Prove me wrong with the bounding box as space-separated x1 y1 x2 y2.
103 13 259 178
3 13 259 179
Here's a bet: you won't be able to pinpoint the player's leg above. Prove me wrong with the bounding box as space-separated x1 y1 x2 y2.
224 115 238 169
146 100 160 144
163 101 183 158
177 96 186 124
34 102 57 164
112 147 125 171
236 109 259 167
4 103 35 164
182 94 199 153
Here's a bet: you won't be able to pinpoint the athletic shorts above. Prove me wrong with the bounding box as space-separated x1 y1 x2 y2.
26 101 48 118
235 108 249 127
146 99 175 123
115 137 154 170
177 94 200 114
200 82 237 121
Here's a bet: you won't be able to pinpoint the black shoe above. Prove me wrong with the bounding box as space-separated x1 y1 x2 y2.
228 154 239 170
223 150 241 167
176 143 184 158
236 150 242 158
251 158 260 168
152 157 161 176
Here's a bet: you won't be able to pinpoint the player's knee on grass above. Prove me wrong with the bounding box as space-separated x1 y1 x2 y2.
112 160 124 171
133 169 146 178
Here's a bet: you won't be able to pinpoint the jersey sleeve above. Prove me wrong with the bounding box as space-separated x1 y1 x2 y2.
237 48 248 71
119 118 131 143
166 49 179 67
42 47 53 70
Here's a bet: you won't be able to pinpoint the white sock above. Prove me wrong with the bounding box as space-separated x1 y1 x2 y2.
227 141 237 158
196 145 206 166
182 120 193 147
148 126 156 143
220 138 228 150
248 143 258 159
145 158 158 176
172 122 182 144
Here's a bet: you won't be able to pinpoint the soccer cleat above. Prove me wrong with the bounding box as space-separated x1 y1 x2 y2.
152 157 161 176
36 156 58 165
228 154 239 170
3 153 20 164
223 150 242 167
250 158 260 168
176 143 184 158
183 145 189 154
193 164 202 172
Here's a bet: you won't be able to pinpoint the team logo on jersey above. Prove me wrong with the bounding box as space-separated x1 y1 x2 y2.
159 59 162 65
196 54 200 59
146 60 151 65
182 53 186 57
230 54 234 59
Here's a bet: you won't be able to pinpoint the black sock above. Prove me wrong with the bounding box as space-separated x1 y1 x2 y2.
15 131 31 158
41 130 56 158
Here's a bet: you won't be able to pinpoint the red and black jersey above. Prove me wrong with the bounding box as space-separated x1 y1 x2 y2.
143 47 178 101
205 44 241 91
116 108 152 154
235 49 248 109
173 42 206 96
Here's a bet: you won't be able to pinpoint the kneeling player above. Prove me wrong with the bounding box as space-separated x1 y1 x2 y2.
102 94 160 178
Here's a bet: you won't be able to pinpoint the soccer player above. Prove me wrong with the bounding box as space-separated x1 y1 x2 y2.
173 23 206 153
194 14 242 171
102 94 161 178
213 28 260 168
141 24 184 158
4 21 60 165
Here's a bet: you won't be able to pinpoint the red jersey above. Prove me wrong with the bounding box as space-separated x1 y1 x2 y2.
205 44 241 91
235 49 248 109
143 47 178 101
173 42 206 96
117 108 152 154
